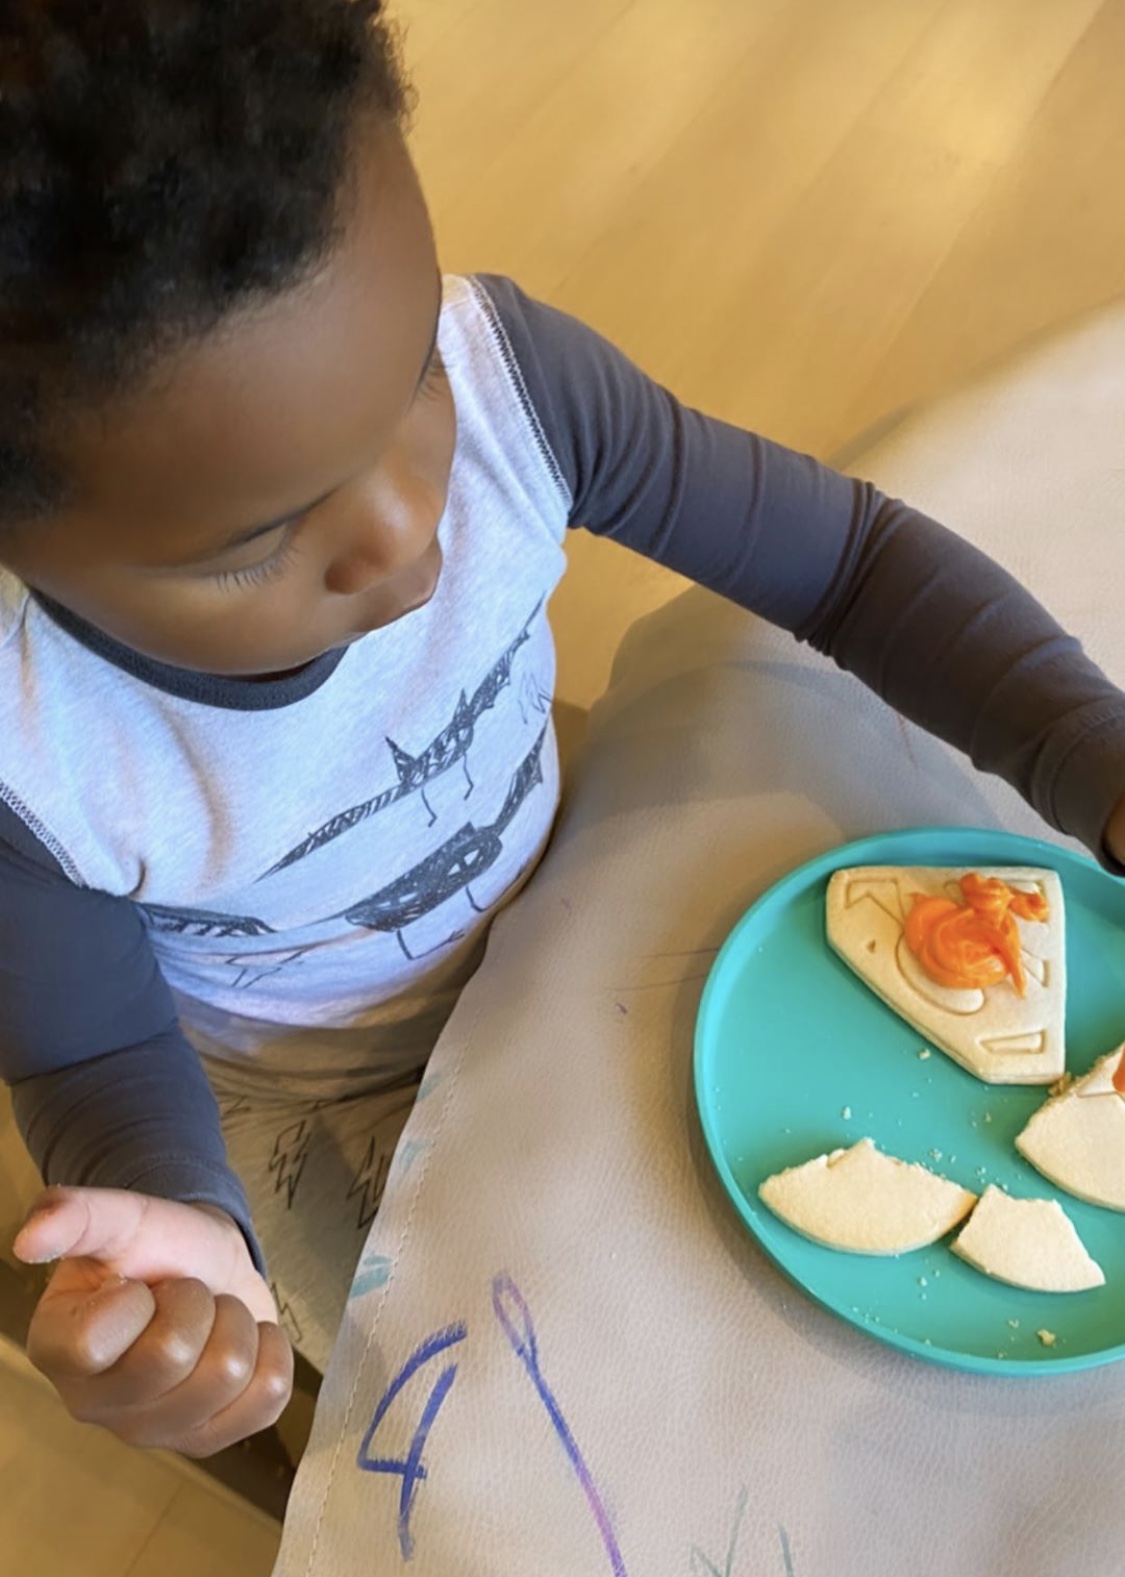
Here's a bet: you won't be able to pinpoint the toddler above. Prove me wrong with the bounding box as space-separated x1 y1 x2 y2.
3 1 1124 1457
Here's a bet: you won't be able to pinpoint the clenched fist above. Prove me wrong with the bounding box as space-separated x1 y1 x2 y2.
12 1186 293 1457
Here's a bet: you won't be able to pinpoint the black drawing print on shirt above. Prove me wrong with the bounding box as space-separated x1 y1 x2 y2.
347 1134 393 1232
340 722 547 958
269 1117 312 1209
210 725 542 982
142 902 275 938
259 596 544 878
157 719 539 986
518 670 552 725
141 718 544 982
386 688 476 825
222 944 314 990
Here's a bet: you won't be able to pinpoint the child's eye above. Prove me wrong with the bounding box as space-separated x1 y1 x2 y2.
213 531 298 593
208 355 444 596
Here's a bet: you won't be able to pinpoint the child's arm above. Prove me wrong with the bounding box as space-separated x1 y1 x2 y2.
1 810 259 1250
1 816 291 1452
474 275 1125 868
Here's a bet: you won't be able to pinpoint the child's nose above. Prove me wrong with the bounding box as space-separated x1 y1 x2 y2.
323 466 443 597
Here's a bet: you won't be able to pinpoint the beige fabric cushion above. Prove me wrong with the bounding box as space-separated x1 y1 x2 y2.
277 300 1125 1576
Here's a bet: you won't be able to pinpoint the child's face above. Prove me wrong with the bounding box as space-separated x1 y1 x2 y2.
3 122 456 678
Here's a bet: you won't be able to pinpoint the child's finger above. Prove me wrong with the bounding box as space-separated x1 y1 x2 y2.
13 1185 143 1267
110 1297 291 1454
50 1277 217 1418
13 1187 268 1315
175 1321 294 1459
27 1269 157 1380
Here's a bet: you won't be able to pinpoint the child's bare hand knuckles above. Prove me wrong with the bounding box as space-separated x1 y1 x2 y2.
142 1277 219 1368
253 1323 295 1409
173 1292 262 1401
27 1275 155 1380
176 1345 295 1458
179 1324 294 1457
65 1290 277 1453
58 1278 218 1416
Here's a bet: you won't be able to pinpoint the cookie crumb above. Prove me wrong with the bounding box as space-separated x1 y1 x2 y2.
1036 1329 1057 1347
918 1048 932 1060
841 1106 852 1120
1007 1319 1020 1330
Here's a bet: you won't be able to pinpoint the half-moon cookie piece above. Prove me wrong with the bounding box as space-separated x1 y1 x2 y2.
951 1185 1105 1292
1015 1045 1125 1212
758 1138 977 1254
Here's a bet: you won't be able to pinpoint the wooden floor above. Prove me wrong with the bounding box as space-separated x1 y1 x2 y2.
6 2 1125 1571
398 0 1125 706
0 1340 280 1576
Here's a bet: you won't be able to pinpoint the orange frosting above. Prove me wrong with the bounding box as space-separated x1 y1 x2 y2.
903 873 1049 996
1114 1052 1125 1096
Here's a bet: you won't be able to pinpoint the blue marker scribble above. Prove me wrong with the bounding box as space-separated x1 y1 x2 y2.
779 1525 796 1576
393 1137 431 1178
356 1321 468 1559
416 1069 445 1101
349 1252 393 1300
492 1273 628 1577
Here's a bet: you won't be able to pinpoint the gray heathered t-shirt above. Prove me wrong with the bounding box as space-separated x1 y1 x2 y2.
3 274 1124 1270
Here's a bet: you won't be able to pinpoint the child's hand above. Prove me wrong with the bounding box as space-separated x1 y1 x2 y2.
11 1185 293 1457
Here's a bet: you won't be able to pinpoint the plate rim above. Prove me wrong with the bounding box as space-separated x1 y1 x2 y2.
693 824 1125 1378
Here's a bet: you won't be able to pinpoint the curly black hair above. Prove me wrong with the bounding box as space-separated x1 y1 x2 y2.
0 0 411 531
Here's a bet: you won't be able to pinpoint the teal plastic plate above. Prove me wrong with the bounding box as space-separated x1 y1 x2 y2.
694 827 1125 1375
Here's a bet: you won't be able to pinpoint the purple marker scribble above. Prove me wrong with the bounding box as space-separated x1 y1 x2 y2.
356 1321 467 1560
492 1273 629 1577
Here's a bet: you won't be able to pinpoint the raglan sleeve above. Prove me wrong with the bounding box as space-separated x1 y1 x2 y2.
473 273 1125 870
0 802 265 1273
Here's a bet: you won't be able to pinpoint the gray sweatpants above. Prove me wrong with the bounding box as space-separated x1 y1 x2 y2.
203 1053 428 1374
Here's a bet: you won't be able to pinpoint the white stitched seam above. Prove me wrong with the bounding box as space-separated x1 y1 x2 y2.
301 1005 477 1573
466 277 573 510
0 781 86 885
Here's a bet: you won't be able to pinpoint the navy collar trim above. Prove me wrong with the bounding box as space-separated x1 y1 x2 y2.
34 592 347 711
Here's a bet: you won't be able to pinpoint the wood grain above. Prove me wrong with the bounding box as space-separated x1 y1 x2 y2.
394 0 1125 704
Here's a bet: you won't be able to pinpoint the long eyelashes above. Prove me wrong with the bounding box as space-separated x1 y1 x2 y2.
211 350 448 593
213 533 299 593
